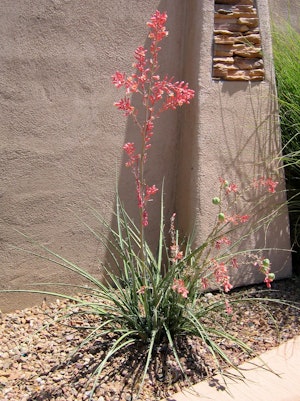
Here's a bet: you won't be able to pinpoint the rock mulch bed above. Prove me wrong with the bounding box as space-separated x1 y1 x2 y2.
0 278 299 401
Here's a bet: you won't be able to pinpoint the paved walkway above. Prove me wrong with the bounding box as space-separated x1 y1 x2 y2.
165 336 300 401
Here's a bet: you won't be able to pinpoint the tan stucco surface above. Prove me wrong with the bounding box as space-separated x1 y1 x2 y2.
270 0 300 31
176 0 292 287
0 0 294 312
0 0 185 311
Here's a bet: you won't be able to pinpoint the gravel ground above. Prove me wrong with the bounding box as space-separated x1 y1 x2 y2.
0 278 299 401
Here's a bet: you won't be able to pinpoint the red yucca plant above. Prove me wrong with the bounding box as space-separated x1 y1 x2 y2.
3 10 286 401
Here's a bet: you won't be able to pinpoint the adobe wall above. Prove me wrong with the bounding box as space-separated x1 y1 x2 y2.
176 0 292 287
0 0 184 312
269 0 300 31
0 0 294 312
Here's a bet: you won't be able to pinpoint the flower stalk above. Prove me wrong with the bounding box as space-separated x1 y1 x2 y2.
2 10 289 401
112 10 194 267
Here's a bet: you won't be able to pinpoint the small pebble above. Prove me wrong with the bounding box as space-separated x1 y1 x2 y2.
0 280 298 400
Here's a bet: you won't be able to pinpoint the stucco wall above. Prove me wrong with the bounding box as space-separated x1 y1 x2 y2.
0 0 185 312
176 0 292 287
0 0 294 312
269 0 300 31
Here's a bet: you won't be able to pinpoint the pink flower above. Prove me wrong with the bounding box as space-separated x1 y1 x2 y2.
215 236 231 249
219 177 229 186
264 276 272 288
123 142 135 155
112 71 126 88
264 273 275 288
231 258 238 269
114 97 135 116
219 178 238 194
125 76 139 93
168 213 183 262
225 183 238 194
239 214 250 223
134 46 147 71
145 184 159 201
123 142 139 168
113 10 194 232
147 10 168 43
212 260 233 293
252 177 278 193
201 277 209 290
137 286 146 294
225 299 233 315
170 213 176 234
225 215 237 225
265 178 278 193
253 257 275 288
170 245 183 262
172 279 189 298
161 81 195 111
223 281 233 293
142 210 149 227
226 214 250 225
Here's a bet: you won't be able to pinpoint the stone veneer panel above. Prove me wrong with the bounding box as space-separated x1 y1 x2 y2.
213 0 265 80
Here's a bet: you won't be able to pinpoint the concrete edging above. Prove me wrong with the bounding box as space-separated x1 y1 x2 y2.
164 336 300 401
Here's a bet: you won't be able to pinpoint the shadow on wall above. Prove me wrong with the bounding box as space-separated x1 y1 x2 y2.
1 1 187 311
270 0 300 33
172 0 204 240
217 81 291 284
105 0 196 269
104 0 291 285
218 81 281 179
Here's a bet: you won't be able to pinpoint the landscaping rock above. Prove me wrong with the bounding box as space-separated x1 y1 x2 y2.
0 279 299 400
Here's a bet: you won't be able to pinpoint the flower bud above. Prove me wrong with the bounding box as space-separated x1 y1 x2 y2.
268 273 275 281
218 213 225 223
212 197 221 205
263 259 270 268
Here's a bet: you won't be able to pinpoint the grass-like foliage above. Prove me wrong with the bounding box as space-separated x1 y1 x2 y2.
11 176 280 399
272 21 300 157
2 10 294 400
272 21 300 258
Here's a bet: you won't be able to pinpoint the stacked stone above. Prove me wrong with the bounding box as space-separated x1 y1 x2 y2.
213 0 264 81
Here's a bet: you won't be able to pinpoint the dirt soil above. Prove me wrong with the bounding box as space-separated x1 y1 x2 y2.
0 278 299 401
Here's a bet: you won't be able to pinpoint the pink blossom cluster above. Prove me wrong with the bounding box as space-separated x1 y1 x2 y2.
215 236 231 249
147 10 168 45
112 10 194 227
225 299 233 315
217 179 250 225
252 257 275 288
226 214 250 225
252 177 279 193
201 277 208 289
201 261 234 293
219 178 238 195
172 279 189 298
212 259 233 293
112 10 194 119
123 142 159 226
218 212 250 225
211 177 277 293
220 176 279 195
218 176 283 226
169 213 183 262
201 259 235 294
137 285 146 295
